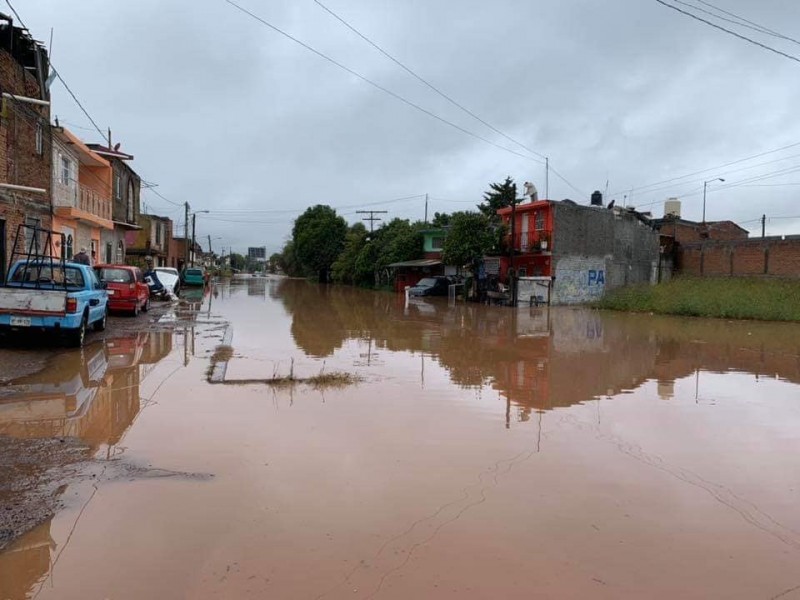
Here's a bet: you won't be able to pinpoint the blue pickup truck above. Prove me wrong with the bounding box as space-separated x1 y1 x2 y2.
0 260 109 347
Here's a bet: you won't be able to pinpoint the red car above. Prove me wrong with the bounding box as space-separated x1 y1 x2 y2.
94 265 150 316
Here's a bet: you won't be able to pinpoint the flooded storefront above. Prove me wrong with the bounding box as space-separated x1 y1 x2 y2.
1 278 799 599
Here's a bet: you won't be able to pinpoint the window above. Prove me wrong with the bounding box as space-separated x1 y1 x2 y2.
65 234 74 259
116 240 124 263
35 122 43 155
127 180 135 222
105 242 113 264
60 155 72 185
534 211 545 231
114 174 122 200
430 236 443 250
96 267 133 283
155 222 162 245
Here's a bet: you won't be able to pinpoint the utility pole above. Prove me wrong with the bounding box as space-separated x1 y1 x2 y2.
762 214 766 238
191 213 197 267
424 193 428 224
356 210 388 234
545 157 549 200
184 202 189 269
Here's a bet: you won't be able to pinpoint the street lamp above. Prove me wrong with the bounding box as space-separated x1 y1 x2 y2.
702 178 725 223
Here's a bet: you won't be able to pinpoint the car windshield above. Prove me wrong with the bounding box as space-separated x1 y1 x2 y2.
96 267 133 283
10 264 85 289
186 269 203 276
416 278 437 287
156 268 179 276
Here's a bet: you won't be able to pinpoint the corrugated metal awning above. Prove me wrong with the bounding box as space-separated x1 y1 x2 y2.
387 259 442 268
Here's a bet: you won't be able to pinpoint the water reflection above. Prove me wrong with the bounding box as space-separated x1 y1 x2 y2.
273 279 800 419
0 332 173 450
0 331 174 600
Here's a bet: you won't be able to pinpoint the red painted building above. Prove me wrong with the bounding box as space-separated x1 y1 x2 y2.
495 200 555 279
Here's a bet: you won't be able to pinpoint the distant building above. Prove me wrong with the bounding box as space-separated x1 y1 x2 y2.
248 246 266 263
0 19 51 280
125 214 172 267
495 198 661 304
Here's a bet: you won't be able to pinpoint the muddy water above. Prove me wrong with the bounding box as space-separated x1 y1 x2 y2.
1 278 800 599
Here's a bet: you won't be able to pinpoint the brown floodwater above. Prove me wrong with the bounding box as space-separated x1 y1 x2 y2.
1 278 800 599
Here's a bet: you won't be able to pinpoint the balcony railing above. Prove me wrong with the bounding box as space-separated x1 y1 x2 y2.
79 185 112 221
507 230 552 253
52 181 112 222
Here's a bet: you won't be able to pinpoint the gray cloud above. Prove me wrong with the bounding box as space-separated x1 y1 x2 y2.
23 0 800 250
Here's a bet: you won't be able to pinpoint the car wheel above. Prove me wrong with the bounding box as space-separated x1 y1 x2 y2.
142 297 150 312
69 315 87 348
94 306 108 332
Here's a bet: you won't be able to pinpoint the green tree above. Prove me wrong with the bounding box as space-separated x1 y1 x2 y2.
478 176 517 221
442 212 494 271
276 240 300 276
229 252 247 271
431 212 451 228
332 223 368 285
292 205 348 281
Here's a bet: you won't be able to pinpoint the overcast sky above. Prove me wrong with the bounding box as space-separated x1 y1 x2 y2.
20 0 800 252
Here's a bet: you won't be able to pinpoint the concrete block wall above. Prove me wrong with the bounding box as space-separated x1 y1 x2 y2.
549 203 661 304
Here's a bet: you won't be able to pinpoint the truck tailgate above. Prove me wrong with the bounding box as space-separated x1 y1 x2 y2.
0 288 66 314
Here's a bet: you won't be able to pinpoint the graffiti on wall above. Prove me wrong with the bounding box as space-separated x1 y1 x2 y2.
552 256 607 305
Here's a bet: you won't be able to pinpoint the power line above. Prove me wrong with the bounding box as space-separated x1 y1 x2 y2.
612 140 800 196
671 0 799 43
222 0 544 165
311 0 588 197
653 0 800 64
694 0 800 46
313 0 547 161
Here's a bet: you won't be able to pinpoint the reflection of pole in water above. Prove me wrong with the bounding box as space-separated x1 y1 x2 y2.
191 326 196 357
537 410 543 452
183 325 189 367
421 352 425 389
695 368 699 403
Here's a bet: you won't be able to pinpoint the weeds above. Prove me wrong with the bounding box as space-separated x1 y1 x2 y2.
597 277 800 322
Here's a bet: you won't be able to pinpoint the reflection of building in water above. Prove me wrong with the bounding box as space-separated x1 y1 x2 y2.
0 520 54 600
275 279 800 422
0 331 174 451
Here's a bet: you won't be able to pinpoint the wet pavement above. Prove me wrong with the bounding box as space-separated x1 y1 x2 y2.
1 277 799 599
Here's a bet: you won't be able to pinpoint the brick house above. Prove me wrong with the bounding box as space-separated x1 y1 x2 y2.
86 142 141 265
651 216 749 244
494 199 660 304
124 213 172 267
0 19 51 281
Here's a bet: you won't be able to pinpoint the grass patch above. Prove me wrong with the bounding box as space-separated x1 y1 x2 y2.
222 371 361 389
597 277 800 322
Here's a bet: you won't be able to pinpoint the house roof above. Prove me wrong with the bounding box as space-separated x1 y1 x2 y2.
387 258 442 268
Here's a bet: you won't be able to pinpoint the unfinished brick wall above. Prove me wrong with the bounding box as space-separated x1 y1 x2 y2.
679 236 800 278
0 42 52 279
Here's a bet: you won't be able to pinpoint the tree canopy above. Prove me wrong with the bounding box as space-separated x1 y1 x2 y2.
442 212 495 270
478 176 517 220
292 205 348 280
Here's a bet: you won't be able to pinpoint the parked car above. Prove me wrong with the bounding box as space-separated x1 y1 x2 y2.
181 267 206 287
408 276 451 297
0 260 108 346
94 265 150 316
154 267 180 296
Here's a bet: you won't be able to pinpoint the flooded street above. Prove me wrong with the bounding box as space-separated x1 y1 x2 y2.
2 278 800 599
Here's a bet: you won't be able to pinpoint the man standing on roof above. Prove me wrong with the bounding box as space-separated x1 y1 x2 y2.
73 247 91 265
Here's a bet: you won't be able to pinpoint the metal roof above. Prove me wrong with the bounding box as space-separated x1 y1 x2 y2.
387 258 442 268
